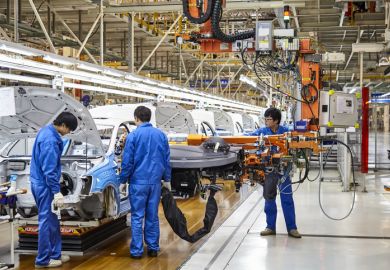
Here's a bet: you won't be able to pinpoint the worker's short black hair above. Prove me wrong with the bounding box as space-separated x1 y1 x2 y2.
134 106 151 122
53 112 78 131
264 107 281 125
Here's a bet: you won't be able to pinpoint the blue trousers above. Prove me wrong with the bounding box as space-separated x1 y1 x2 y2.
129 183 161 256
263 174 297 232
31 183 61 266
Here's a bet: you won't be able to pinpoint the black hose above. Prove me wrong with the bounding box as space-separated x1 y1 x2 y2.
291 149 309 184
318 138 356 221
301 83 318 104
211 0 255 42
182 0 214 24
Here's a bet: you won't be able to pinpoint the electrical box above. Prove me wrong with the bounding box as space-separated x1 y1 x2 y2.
319 91 358 128
275 38 299 51
232 39 254 52
273 29 295 38
255 21 273 52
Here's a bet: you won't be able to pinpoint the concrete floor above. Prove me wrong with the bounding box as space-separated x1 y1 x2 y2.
1 169 390 269
181 170 390 270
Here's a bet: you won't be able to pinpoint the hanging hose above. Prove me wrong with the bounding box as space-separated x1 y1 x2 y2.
211 0 255 42
182 0 214 24
318 138 356 221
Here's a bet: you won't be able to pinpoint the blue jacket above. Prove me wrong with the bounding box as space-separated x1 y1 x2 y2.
120 122 171 185
249 125 289 136
30 124 64 194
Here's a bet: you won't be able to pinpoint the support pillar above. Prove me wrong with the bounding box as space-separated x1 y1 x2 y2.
361 86 369 174
384 105 389 132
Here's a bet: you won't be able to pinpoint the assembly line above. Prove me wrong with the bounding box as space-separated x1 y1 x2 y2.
1 1 390 270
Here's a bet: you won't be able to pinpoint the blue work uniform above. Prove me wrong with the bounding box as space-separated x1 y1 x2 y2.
30 124 64 266
120 122 171 257
249 125 297 232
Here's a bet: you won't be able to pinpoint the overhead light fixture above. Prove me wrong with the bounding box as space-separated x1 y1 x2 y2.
102 68 124 77
380 92 390 98
125 74 143 82
349 88 358 94
0 41 263 112
239 75 257 88
0 44 37 56
77 63 102 73
144 79 159 86
43 55 74 66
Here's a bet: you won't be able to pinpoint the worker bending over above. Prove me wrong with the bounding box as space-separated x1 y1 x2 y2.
120 106 171 259
30 112 78 268
250 108 301 238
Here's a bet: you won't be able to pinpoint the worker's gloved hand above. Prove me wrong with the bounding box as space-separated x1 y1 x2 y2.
162 181 171 191
53 192 64 208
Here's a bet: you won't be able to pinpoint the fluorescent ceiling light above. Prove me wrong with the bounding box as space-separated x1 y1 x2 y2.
125 74 143 82
239 75 257 88
103 69 124 77
43 55 74 66
349 88 358 94
144 79 159 86
77 63 102 73
380 92 390 98
0 44 37 56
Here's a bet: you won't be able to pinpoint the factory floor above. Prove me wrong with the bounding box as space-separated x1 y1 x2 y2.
1 170 390 270
0 180 250 270
182 169 390 270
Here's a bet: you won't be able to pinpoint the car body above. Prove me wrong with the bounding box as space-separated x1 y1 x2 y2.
239 112 256 134
227 112 244 135
90 102 196 145
248 114 260 129
208 109 235 136
0 86 129 220
189 109 217 136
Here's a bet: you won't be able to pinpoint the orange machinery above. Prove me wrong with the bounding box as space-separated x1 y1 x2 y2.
299 39 321 131
186 0 234 53
188 132 321 186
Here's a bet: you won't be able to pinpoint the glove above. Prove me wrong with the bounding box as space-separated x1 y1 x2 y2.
162 181 171 191
53 192 64 208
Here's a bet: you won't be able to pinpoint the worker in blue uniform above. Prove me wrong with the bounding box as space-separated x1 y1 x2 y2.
120 106 171 259
30 112 78 268
250 108 301 238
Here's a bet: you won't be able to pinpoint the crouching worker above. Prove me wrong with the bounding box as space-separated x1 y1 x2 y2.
31 112 78 268
250 108 301 238
120 106 171 259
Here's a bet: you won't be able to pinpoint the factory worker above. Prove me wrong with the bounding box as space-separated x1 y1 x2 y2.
31 112 78 268
250 107 301 238
120 106 171 259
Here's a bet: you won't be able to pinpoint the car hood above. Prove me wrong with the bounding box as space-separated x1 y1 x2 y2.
0 86 103 152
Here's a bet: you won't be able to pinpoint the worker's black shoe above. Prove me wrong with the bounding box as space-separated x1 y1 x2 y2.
130 254 142 259
260 228 276 236
147 250 158 257
288 229 302 238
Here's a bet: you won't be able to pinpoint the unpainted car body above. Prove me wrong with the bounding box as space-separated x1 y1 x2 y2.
0 86 127 220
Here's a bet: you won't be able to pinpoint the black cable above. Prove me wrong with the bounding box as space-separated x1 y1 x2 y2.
291 149 309 184
210 0 255 42
318 138 356 221
252 61 306 103
278 181 301 195
182 0 214 24
301 83 318 104
306 141 335 182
